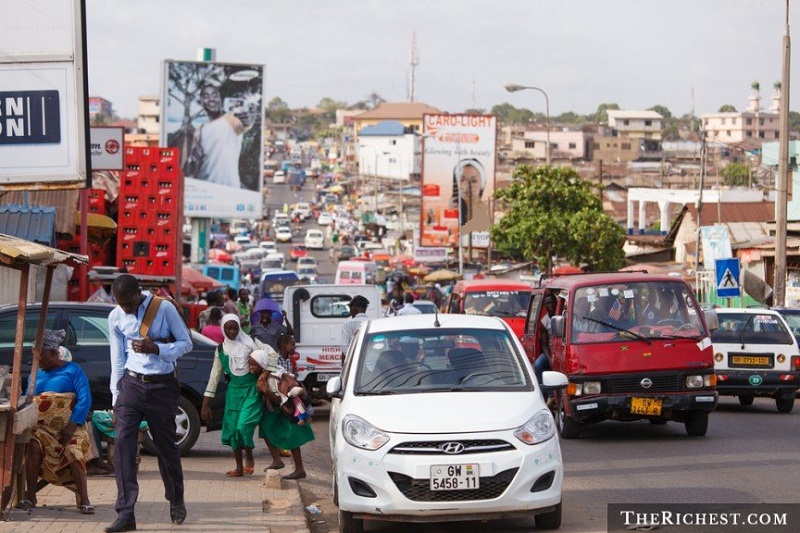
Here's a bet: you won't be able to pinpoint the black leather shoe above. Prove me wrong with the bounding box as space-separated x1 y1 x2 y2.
104 518 136 532
170 501 187 525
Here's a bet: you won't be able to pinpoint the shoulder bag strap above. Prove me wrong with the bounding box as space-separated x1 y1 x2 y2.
139 296 164 338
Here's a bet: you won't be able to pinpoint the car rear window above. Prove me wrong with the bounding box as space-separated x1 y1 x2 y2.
712 313 794 345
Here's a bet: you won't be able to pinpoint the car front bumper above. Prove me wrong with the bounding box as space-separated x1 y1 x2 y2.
335 429 562 519
568 391 718 424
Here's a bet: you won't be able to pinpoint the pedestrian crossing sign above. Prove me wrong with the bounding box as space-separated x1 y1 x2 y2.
715 258 740 298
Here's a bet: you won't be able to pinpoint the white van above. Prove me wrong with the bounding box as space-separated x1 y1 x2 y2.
334 261 377 285
284 284 381 398
304 229 325 250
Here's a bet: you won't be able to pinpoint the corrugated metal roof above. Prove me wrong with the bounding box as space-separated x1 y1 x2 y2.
686 201 774 225
360 120 406 136
0 189 78 234
354 102 443 121
0 204 55 245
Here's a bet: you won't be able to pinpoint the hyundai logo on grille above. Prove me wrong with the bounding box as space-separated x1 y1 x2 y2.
640 378 653 389
440 442 465 454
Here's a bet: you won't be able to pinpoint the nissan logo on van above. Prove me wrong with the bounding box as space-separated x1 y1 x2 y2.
640 378 653 389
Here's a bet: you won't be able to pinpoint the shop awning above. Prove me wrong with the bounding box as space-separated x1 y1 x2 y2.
75 212 117 231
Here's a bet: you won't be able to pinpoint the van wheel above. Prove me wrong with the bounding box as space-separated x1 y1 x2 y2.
141 395 201 456
556 394 580 439
684 412 708 437
776 395 795 413
339 510 363 533
535 502 562 530
738 395 754 406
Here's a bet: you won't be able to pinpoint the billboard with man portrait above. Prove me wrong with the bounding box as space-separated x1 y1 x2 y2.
160 60 264 219
420 114 496 247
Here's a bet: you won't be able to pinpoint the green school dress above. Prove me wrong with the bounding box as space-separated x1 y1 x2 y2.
218 349 262 449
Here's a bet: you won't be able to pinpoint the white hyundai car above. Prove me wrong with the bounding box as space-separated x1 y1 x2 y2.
327 314 567 532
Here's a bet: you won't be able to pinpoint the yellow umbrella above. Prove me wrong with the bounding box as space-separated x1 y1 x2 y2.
423 269 462 283
75 212 117 231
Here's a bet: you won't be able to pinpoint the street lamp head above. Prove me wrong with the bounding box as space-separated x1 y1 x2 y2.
504 84 526 93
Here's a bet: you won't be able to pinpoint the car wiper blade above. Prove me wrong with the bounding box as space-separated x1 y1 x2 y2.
584 316 652 345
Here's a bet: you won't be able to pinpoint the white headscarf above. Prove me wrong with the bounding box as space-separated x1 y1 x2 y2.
221 313 255 377
249 349 280 374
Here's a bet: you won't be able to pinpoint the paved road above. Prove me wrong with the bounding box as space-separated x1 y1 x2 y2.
297 396 800 533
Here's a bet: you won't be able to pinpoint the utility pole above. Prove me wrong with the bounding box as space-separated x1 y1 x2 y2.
775 0 791 307
408 32 419 102
695 129 707 301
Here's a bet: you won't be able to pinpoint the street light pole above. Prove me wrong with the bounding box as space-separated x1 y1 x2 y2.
383 150 406 237
505 83 551 166
359 144 379 215
775 0 791 307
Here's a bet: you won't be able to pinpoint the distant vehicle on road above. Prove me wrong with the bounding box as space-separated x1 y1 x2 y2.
336 245 357 262
290 244 309 261
304 229 325 250
273 170 286 184
275 226 293 243
712 308 800 412
317 212 334 226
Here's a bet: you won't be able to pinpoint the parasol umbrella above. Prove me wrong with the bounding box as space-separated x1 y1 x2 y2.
182 265 223 292
391 255 416 267
328 184 345 193
208 248 233 264
250 297 282 325
423 269 463 283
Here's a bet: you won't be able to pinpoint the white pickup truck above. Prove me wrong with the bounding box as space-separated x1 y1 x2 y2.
284 284 381 398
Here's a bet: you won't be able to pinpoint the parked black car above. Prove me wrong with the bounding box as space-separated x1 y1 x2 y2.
0 302 225 455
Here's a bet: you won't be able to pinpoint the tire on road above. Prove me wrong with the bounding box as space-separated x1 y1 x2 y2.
684 411 709 437
141 395 202 456
556 393 581 439
776 395 795 413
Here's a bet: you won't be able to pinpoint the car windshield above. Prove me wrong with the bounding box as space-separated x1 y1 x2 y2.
569 281 707 344
711 312 794 345
463 290 530 318
354 328 532 395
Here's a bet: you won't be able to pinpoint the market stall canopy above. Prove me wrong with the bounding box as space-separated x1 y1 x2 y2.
0 232 88 267
423 269 463 283
182 266 223 292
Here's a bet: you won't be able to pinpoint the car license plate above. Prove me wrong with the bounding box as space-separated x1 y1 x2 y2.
317 373 337 382
731 355 771 367
430 464 480 491
631 397 662 416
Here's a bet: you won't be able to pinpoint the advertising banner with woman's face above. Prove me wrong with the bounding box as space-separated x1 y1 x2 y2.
420 114 496 247
160 60 264 219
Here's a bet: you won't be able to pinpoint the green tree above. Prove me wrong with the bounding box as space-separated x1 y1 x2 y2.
721 162 753 186
718 104 737 112
490 165 626 273
591 103 620 123
648 105 672 120
266 97 292 123
490 103 534 124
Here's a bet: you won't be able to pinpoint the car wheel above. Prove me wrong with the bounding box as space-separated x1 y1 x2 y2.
776 395 795 413
141 395 201 456
556 393 580 439
684 412 709 437
535 502 562 530
339 509 363 533
738 395 754 406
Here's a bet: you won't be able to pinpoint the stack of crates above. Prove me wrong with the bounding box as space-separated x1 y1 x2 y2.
87 188 107 214
59 236 111 301
116 146 182 277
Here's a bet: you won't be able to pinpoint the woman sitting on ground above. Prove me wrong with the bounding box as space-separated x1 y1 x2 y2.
20 329 95 514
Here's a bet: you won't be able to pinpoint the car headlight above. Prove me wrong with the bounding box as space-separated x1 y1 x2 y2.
513 409 555 445
686 375 706 388
342 414 390 450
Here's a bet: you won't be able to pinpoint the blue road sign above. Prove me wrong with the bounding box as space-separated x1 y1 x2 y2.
715 258 741 298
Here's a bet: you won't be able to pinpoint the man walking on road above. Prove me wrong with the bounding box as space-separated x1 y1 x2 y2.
340 295 370 361
106 275 192 532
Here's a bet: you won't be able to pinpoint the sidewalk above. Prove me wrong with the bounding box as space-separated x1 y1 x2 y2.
6 437 311 533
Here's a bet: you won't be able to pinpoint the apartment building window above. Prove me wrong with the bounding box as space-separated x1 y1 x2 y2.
568 142 577 149
746 131 753 137
746 118 753 125
759 132 765 138
593 142 600 150
524 141 536 149
726 131 731 137
621 143 631 150
623 120 629 126
759 118 765 126
645 120 652 126
551 143 559 149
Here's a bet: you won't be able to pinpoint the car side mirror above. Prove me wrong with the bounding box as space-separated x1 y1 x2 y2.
540 370 568 392
550 315 565 338
326 376 342 398
703 309 719 331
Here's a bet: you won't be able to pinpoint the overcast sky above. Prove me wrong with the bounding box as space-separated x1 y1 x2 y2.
87 0 794 120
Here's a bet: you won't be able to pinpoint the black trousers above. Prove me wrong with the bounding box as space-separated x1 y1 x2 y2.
112 373 184 520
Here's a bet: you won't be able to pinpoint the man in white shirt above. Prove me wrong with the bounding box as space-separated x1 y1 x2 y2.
340 295 370 361
395 293 422 316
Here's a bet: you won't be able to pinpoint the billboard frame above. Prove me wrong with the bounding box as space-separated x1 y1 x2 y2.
0 0 91 191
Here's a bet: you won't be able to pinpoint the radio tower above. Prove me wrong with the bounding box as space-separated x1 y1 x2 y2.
408 32 420 102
